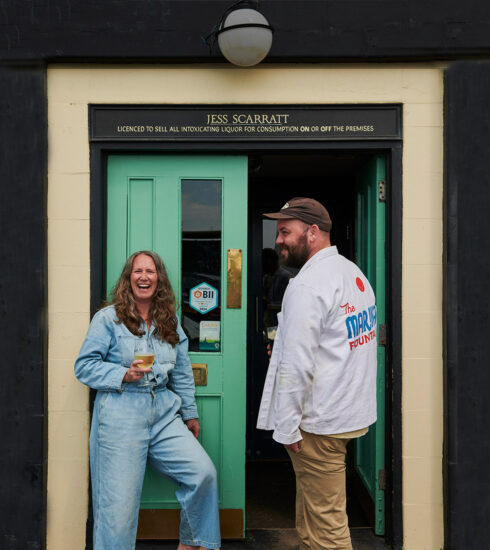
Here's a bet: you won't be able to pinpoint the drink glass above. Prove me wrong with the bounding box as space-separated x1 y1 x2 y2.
266 325 278 350
134 337 155 382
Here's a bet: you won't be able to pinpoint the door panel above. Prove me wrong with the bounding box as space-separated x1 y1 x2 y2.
355 155 386 535
107 154 248 533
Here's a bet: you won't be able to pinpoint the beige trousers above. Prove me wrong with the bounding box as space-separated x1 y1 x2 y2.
287 431 352 550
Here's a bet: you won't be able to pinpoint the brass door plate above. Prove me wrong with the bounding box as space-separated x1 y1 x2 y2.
192 363 207 386
227 248 242 308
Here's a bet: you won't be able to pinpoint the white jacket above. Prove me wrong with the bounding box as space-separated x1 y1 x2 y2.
257 246 377 444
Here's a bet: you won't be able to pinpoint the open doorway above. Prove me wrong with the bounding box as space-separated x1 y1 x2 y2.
246 151 388 543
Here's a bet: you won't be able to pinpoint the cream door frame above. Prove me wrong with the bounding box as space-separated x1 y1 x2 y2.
48 63 444 550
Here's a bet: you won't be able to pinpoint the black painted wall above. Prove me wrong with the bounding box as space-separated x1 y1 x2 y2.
444 61 490 550
0 65 47 549
1 0 490 62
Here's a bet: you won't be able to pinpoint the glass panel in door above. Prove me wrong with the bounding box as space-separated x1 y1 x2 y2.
181 179 222 352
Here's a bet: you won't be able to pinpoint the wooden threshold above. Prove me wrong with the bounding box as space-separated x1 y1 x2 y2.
137 509 243 540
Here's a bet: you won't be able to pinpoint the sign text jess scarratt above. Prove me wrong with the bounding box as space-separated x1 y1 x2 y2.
206 113 290 125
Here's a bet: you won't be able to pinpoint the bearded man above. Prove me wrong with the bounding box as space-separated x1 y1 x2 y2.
257 197 378 550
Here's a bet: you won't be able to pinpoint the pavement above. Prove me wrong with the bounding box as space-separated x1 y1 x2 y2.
136 460 391 550
136 528 390 549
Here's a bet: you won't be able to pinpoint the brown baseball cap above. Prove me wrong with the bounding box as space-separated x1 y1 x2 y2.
264 197 332 232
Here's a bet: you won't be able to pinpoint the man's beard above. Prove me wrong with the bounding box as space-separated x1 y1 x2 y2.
281 232 310 268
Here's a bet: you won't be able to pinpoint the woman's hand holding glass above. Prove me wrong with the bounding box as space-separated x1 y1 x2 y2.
123 338 154 383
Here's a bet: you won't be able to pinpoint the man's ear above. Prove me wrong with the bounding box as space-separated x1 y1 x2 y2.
308 224 320 241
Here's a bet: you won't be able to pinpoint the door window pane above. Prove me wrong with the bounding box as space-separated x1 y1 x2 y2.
181 180 222 352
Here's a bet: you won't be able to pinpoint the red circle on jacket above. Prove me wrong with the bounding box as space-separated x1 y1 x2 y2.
356 277 365 292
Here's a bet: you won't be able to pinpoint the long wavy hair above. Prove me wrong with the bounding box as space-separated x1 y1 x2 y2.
109 250 179 346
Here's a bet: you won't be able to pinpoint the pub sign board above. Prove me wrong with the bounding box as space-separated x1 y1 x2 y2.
90 105 402 141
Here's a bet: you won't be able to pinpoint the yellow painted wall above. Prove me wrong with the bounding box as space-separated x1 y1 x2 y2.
47 64 444 549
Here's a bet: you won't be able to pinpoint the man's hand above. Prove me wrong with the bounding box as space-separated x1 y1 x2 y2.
285 441 302 453
185 418 200 439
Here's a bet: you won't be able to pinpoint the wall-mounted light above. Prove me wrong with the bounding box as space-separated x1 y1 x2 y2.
204 1 274 67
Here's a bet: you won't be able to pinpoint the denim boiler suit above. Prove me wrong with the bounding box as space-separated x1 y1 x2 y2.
75 306 220 550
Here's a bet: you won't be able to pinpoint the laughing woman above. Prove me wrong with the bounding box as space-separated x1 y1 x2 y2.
75 250 220 550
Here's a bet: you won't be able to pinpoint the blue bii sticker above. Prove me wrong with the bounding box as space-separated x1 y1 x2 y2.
189 282 218 314
199 321 220 351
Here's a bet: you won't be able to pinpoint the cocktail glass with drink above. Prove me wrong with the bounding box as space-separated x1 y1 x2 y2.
134 337 155 381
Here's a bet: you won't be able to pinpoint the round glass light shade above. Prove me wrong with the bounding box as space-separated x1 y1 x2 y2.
217 8 273 67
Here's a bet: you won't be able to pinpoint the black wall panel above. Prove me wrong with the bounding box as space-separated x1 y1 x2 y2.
1 0 490 62
445 61 490 549
0 65 47 549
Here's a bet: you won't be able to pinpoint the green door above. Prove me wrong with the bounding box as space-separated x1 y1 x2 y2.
354 155 386 535
106 154 248 537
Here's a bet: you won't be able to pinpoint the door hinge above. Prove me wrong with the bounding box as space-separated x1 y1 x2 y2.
378 324 386 346
378 179 386 202
378 469 386 491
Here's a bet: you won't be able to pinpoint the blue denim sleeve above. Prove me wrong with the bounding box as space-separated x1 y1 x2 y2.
167 324 198 421
74 309 127 391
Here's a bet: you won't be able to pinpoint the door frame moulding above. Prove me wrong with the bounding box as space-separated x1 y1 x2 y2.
89 137 403 550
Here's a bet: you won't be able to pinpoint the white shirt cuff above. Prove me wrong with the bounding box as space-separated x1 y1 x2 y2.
272 428 302 445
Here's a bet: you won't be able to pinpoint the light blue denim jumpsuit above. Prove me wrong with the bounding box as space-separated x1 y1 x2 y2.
75 305 220 550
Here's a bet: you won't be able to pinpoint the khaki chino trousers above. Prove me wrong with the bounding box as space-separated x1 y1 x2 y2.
287 430 352 550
